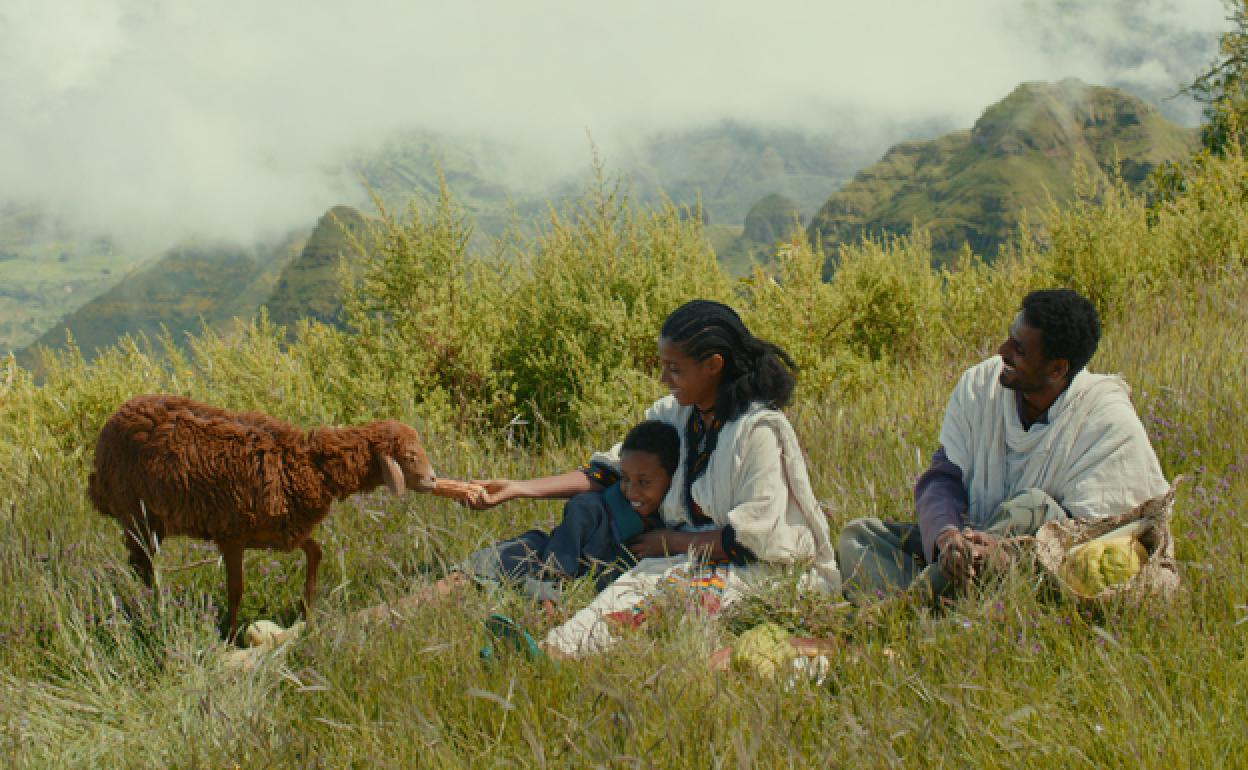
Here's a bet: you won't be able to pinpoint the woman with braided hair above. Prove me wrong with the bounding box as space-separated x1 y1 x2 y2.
474 299 841 658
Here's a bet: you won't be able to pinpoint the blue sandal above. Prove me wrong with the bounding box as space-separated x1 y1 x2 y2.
480 613 546 663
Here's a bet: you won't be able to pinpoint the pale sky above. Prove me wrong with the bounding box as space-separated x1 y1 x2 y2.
0 0 1229 251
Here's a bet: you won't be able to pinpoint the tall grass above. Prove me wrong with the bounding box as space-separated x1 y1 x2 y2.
1 147 1246 767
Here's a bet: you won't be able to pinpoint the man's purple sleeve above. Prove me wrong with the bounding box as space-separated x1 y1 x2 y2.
916 446 969 563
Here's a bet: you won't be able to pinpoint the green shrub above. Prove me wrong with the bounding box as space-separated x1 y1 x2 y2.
498 174 732 439
826 230 944 361
742 237 882 399
339 180 513 432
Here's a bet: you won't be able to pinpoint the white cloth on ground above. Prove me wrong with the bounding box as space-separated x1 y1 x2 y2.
939 355 1169 526
543 554 764 657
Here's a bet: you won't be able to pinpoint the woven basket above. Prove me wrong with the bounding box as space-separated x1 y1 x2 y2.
1032 480 1182 608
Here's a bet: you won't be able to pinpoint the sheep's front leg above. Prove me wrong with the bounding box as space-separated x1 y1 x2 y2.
122 506 164 588
124 529 155 588
300 537 322 620
219 540 245 641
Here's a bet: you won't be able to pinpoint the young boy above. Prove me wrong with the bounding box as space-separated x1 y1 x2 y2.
459 419 680 601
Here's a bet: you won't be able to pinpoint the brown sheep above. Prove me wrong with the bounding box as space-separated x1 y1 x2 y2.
88 394 436 637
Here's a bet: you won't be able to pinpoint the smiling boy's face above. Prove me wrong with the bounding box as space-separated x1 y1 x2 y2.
618 449 671 518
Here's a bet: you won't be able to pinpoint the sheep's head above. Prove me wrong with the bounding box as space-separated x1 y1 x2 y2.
377 422 436 496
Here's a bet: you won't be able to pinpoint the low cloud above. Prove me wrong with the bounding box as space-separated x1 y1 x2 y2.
0 0 1227 253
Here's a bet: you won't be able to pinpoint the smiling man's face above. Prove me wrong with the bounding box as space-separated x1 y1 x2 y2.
997 312 1058 393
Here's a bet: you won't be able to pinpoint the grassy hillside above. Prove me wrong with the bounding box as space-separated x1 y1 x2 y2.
807 79 1200 262
0 131 1245 765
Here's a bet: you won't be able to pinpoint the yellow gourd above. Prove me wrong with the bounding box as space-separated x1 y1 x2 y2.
732 622 796 679
1062 535 1148 595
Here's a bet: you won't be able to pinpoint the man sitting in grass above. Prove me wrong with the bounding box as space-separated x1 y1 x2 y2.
837 288 1169 601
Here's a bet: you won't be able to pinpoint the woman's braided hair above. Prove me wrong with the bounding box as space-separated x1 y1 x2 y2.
659 300 797 422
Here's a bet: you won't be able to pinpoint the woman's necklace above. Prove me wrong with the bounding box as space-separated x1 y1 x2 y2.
695 405 715 450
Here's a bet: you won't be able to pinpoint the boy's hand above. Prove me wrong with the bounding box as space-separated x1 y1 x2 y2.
467 479 523 509
627 529 719 560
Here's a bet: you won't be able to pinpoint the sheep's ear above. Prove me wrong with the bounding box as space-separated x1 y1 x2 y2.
381 455 405 496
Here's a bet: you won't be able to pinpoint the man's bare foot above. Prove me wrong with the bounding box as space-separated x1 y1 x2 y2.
539 599 559 623
708 645 734 671
789 636 838 657
349 571 471 624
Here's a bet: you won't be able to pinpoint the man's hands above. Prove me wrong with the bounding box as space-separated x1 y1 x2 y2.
936 528 976 584
936 527 1003 585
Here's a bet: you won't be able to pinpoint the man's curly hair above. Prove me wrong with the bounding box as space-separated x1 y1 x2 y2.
1021 289 1101 378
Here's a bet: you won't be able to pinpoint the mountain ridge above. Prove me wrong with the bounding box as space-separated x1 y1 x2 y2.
806 79 1199 261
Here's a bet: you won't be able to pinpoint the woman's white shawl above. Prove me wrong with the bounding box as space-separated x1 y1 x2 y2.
590 395 841 594
939 356 1169 526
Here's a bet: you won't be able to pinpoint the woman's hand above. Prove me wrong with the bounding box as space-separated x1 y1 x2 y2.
628 529 726 560
468 479 526 510
627 529 687 559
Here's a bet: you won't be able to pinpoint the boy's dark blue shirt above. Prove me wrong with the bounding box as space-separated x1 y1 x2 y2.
603 483 660 543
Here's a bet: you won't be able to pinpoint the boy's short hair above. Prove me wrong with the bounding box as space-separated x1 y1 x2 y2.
621 420 680 477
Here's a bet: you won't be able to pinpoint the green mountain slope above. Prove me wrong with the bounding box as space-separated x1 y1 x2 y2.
807 79 1200 262
54 123 867 353
348 131 544 241
18 235 304 368
744 193 803 244
265 206 369 330
614 121 868 225
714 193 807 276
12 83 1195 358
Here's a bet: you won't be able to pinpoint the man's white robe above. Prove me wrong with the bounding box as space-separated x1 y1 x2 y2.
939 356 1169 526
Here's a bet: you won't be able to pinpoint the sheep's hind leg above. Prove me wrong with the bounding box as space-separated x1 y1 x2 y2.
300 537 322 620
218 540 245 642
